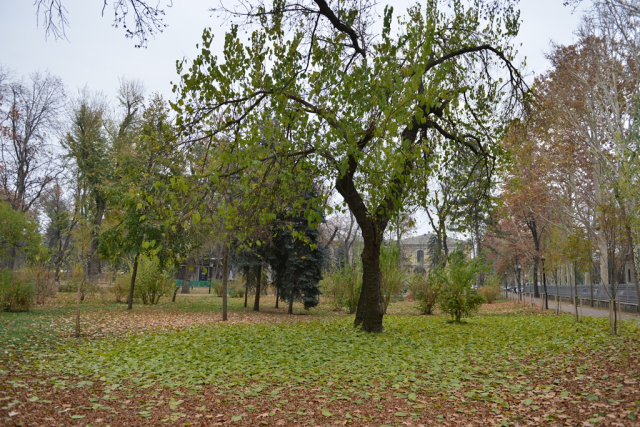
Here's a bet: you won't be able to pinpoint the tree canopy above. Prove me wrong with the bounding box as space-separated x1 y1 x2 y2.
171 0 526 331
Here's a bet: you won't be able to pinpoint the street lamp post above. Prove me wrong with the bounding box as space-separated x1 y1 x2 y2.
541 255 548 310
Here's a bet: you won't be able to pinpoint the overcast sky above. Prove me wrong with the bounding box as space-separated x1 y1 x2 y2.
0 0 590 236
1 0 588 100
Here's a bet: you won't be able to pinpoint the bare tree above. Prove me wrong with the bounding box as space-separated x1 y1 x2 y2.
34 0 169 48
0 70 66 213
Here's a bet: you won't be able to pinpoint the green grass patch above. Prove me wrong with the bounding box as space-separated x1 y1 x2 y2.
29 313 640 396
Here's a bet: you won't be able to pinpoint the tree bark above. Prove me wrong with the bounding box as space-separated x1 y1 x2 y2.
288 297 293 314
253 264 262 312
275 286 279 308
181 258 192 294
127 251 140 310
75 276 83 338
353 226 385 332
88 193 106 283
623 217 640 313
222 244 229 321
525 217 541 298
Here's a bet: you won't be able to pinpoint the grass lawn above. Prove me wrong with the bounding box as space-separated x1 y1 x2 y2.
1 291 640 426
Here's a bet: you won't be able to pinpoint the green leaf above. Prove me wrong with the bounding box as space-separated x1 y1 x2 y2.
321 409 333 417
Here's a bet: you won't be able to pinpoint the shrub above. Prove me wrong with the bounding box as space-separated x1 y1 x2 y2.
210 280 223 296
380 244 407 313
18 266 55 305
134 257 173 305
0 268 34 312
321 262 361 313
111 273 129 303
409 270 441 315
478 285 501 304
64 264 90 301
436 250 485 322
58 283 76 292
229 281 245 298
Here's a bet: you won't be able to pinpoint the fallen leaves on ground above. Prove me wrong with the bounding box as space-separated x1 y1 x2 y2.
1 298 639 426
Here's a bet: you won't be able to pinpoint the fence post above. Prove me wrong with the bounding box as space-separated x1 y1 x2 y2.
529 291 532 308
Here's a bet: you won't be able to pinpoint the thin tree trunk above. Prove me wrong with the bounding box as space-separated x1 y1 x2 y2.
127 251 141 310
88 195 106 283
587 269 594 307
8 244 18 270
288 297 293 314
222 245 229 321
625 225 640 313
275 286 279 308
253 264 261 312
75 276 83 338
181 258 191 294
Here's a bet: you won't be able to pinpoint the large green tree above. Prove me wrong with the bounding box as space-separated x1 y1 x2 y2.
174 0 525 332
0 201 40 268
62 91 112 282
101 94 189 310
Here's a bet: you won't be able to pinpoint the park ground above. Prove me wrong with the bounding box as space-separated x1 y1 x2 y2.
1 291 640 427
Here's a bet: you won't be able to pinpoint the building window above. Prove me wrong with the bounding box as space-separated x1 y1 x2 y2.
417 250 424 264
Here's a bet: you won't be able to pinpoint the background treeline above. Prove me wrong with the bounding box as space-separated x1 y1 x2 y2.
485 0 640 311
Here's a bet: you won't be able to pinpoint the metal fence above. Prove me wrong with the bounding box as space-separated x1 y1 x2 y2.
519 283 638 305
175 280 211 288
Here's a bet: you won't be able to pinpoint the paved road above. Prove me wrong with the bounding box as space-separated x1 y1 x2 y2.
506 292 640 323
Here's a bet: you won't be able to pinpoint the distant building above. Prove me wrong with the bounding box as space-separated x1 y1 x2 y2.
400 233 462 271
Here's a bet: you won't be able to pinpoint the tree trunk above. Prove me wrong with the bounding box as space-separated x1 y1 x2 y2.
253 264 261 312
127 251 140 310
587 269 594 307
353 233 385 332
625 225 640 313
532 257 540 298
222 245 229 321
288 297 293 314
6 244 16 270
181 258 191 294
75 276 83 338
88 194 106 283
275 286 279 308
525 217 541 298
